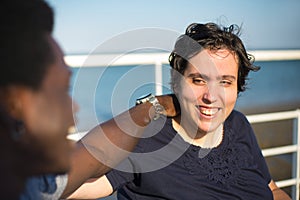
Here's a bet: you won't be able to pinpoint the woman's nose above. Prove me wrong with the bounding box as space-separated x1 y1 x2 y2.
202 85 218 103
72 100 80 114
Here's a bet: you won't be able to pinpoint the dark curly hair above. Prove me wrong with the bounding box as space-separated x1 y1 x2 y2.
169 22 260 93
0 0 55 197
0 0 55 90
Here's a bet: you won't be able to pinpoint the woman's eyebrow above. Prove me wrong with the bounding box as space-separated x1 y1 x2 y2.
187 73 236 81
187 73 208 79
219 75 236 80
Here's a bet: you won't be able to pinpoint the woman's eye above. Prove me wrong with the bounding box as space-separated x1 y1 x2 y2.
220 80 232 86
192 78 206 85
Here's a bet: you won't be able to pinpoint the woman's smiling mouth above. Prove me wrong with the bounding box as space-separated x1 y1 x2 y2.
196 106 221 116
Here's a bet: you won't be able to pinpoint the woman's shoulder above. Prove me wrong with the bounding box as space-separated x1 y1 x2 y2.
227 110 249 124
135 117 176 152
225 110 252 135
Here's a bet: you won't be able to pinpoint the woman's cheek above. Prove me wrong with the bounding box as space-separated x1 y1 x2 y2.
180 82 200 101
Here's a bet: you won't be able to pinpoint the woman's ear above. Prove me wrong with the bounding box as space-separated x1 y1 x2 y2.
4 86 30 120
172 83 179 95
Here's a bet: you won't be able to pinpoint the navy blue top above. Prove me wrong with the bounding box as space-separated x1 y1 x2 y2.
106 110 273 200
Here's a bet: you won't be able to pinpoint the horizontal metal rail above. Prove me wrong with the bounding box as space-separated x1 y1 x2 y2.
65 50 300 68
262 145 298 157
247 110 299 123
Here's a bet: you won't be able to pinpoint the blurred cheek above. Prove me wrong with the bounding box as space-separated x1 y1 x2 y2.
176 80 198 102
22 92 70 145
224 90 238 115
26 107 60 137
22 97 72 172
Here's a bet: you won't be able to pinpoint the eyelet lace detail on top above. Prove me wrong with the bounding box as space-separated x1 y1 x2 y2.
183 126 255 188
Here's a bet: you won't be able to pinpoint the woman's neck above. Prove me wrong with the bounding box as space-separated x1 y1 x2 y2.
172 116 223 148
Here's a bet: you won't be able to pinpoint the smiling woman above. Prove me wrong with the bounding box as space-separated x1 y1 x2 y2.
0 0 78 198
67 22 291 200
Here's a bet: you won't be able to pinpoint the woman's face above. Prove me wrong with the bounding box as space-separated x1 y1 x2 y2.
19 35 78 173
175 49 238 135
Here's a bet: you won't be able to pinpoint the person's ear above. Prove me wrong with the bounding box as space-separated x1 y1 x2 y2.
3 86 34 141
5 86 31 120
172 82 180 95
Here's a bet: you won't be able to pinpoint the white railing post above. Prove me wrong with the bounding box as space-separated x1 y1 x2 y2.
155 60 163 95
292 110 300 199
295 109 300 200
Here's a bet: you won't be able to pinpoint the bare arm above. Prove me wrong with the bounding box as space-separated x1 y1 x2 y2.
67 176 113 199
269 180 291 200
61 94 178 198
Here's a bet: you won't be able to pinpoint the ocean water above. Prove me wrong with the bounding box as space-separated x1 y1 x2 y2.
70 60 300 132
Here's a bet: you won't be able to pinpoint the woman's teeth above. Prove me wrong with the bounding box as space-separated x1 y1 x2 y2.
199 107 219 116
68 126 76 135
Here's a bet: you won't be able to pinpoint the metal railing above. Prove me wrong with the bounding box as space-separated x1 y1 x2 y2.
66 50 300 199
247 109 300 200
65 50 300 96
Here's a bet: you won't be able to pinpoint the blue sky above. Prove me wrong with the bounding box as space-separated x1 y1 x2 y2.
46 0 300 54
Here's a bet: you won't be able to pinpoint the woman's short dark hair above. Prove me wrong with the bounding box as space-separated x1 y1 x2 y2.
0 0 56 196
169 22 260 93
0 0 55 90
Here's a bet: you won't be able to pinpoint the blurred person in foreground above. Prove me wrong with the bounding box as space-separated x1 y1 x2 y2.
0 0 178 199
67 23 291 200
